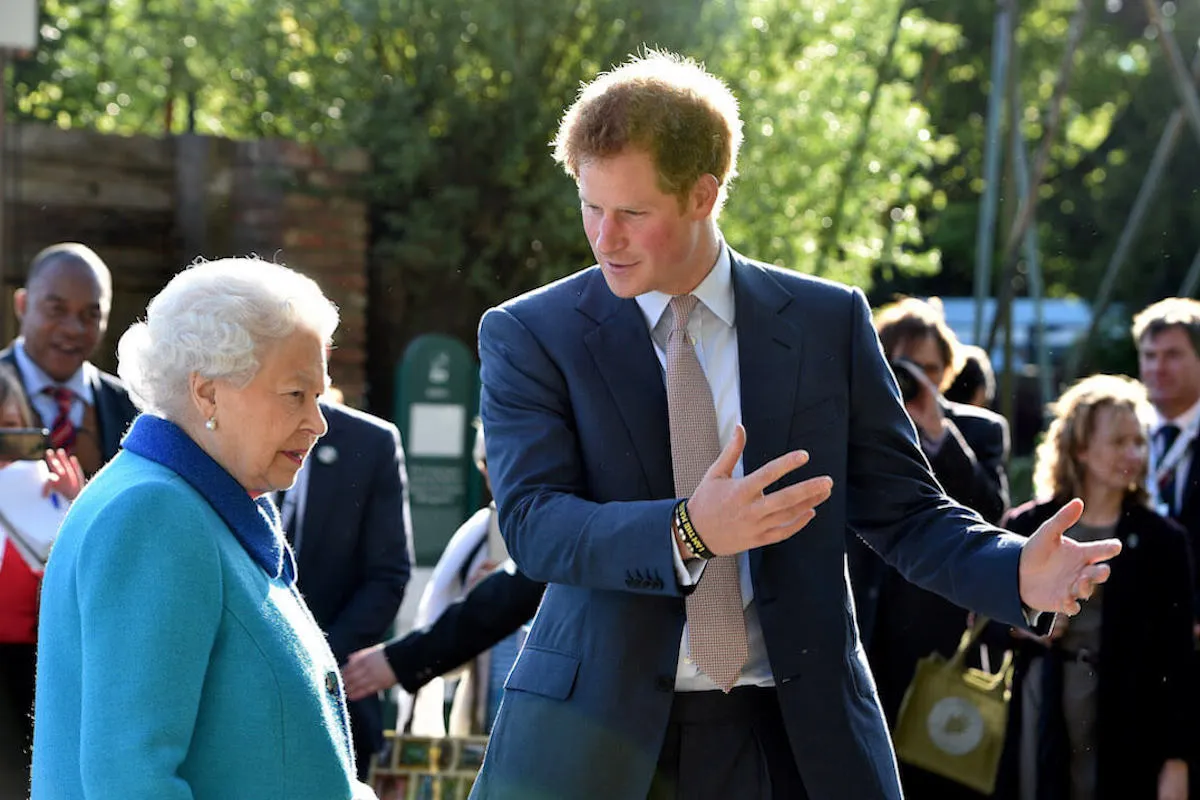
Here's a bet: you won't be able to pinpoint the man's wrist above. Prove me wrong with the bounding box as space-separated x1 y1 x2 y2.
673 499 714 560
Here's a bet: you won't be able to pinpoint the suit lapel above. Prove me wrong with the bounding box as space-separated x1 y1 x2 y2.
579 271 674 501
298 410 343 564
731 254 803 475
731 255 803 592
88 371 121 461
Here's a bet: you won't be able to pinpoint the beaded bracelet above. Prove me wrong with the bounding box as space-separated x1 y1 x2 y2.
673 499 715 560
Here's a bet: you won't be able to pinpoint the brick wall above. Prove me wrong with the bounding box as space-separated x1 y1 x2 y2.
1 123 371 408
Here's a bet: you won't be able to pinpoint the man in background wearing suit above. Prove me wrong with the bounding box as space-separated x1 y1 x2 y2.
1134 297 1200 798
0 242 137 788
1 242 137 476
472 51 1122 799
279 398 412 780
1136 297 1200 608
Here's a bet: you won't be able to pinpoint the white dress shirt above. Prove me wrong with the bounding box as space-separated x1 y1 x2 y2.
11 339 96 430
1150 395 1200 514
634 244 775 692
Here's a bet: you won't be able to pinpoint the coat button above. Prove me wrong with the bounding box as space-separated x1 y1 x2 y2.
326 671 339 694
655 675 674 692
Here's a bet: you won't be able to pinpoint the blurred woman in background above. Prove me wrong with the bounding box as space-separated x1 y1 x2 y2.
1000 374 1192 800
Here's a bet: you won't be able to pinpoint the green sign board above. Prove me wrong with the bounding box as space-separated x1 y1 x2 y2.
395 334 482 567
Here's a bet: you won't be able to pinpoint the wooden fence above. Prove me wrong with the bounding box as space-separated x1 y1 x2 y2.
1 123 371 407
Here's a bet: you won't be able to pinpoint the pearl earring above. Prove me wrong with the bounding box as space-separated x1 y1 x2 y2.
205 417 217 431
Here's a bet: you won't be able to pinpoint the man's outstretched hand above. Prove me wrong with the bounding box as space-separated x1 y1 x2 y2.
1018 499 1122 615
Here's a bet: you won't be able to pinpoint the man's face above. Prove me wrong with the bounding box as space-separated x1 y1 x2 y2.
1138 325 1200 418
14 260 109 382
578 148 715 299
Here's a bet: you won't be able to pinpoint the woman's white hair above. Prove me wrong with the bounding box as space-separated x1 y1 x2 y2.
118 258 339 420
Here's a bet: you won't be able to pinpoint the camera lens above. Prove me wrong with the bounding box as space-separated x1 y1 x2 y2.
890 361 921 403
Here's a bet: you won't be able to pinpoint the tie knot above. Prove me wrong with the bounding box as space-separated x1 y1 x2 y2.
42 385 74 408
1160 423 1182 450
668 295 700 332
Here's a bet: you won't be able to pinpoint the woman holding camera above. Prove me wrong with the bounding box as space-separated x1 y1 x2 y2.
848 296 1011 799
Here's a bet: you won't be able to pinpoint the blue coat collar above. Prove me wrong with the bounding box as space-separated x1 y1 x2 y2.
122 415 296 583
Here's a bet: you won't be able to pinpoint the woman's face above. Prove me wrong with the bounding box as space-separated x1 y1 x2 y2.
204 328 329 496
1076 405 1147 498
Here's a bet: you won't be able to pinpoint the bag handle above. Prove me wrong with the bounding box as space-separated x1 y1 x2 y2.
948 615 992 670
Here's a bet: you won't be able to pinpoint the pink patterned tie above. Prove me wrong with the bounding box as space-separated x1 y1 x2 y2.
667 295 748 692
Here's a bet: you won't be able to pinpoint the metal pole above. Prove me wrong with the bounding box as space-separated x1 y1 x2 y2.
1065 49 1200 379
985 0 1089 354
973 0 1013 345
1144 0 1200 144
1179 245 1200 297
1010 74 1054 409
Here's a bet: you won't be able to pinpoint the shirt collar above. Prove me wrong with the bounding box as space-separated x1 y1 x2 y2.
635 241 735 333
12 338 96 405
1155 394 1200 436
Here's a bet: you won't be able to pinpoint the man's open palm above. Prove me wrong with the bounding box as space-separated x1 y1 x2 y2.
1018 499 1122 615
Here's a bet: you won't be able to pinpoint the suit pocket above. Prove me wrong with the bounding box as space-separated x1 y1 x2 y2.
793 396 844 432
504 646 580 700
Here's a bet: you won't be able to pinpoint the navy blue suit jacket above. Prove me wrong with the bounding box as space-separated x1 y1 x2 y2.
293 402 412 752
474 252 1032 800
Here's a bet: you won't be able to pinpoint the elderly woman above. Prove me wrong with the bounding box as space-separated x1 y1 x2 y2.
998 375 1192 800
31 260 375 799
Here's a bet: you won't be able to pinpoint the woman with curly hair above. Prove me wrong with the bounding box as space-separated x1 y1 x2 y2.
999 374 1192 800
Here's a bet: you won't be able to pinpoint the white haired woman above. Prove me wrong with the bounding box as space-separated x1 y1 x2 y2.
31 259 376 799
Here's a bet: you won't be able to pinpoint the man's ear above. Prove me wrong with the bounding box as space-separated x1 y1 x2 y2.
689 174 720 220
13 288 27 322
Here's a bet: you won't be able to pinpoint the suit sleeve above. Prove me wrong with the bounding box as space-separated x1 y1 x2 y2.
927 413 1010 524
75 483 223 799
384 566 546 693
479 306 681 595
842 289 1031 630
324 423 413 664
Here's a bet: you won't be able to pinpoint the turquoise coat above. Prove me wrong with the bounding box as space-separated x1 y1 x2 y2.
32 416 369 799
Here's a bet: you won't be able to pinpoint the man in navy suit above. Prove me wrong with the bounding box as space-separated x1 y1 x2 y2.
280 400 412 779
474 51 1121 799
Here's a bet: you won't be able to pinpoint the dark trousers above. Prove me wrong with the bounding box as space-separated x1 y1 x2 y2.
648 686 808 800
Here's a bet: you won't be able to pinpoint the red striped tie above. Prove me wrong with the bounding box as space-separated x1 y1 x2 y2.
42 386 77 451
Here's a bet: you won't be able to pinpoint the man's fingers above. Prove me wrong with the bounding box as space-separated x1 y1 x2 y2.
755 476 834 523
1080 538 1122 565
760 510 817 544
745 449 812 494
706 424 747 480
1040 497 1084 539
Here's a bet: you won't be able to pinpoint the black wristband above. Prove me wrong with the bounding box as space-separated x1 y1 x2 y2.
674 499 714 560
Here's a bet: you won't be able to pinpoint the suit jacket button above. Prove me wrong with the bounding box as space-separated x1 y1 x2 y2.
655 676 674 692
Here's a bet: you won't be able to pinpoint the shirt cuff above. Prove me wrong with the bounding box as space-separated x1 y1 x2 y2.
671 525 706 586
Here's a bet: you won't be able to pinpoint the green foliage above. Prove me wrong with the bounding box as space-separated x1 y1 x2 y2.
707 0 960 289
